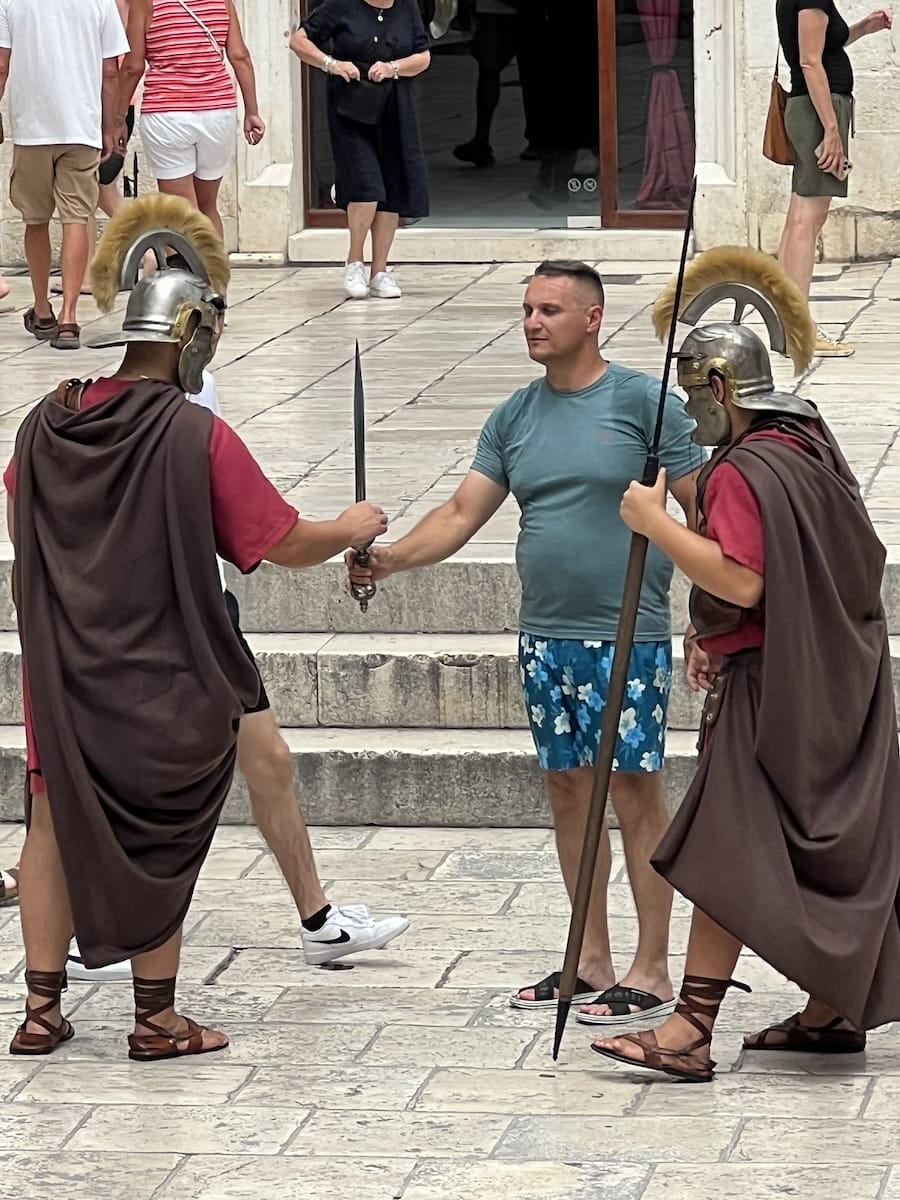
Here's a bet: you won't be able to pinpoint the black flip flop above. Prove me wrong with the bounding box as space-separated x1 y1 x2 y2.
509 970 600 1010
575 984 676 1027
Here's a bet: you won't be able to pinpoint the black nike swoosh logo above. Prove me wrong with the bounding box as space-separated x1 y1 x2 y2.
312 930 351 945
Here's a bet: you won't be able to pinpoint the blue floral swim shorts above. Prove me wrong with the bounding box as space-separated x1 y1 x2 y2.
518 634 672 773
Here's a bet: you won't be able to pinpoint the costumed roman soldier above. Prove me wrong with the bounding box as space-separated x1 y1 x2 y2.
590 245 900 1082
6 195 387 1061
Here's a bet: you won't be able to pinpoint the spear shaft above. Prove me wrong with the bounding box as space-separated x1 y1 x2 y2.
552 177 698 1061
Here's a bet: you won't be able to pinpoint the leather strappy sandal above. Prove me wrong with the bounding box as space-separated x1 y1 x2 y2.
9 969 74 1056
591 973 752 1083
127 976 229 1062
743 1012 866 1054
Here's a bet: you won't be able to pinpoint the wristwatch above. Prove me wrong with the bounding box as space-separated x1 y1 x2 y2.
390 61 399 79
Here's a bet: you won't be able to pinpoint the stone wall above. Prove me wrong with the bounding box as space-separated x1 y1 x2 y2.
742 0 900 261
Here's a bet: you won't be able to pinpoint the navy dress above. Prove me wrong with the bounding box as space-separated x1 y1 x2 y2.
302 0 430 217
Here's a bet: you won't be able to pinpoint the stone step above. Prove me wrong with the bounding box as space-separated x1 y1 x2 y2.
2 632 900 734
2 556 900 634
0 726 701 826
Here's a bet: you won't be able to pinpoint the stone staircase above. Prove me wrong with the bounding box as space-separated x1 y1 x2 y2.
1 557 899 825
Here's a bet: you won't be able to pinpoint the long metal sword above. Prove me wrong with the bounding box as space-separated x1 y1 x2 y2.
350 341 377 614
552 177 698 1060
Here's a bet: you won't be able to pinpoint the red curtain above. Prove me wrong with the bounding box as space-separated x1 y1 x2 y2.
634 0 695 210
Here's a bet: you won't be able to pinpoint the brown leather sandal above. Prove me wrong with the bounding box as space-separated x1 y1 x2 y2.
9 969 74 1056
591 973 751 1083
23 306 58 341
743 1012 866 1054
127 976 229 1062
50 323 81 351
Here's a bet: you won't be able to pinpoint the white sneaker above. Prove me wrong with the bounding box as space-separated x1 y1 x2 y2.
369 270 402 299
301 904 410 965
344 261 369 300
66 938 132 983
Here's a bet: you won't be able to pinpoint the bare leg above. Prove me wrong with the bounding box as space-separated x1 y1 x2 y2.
595 905 742 1064
777 193 832 300
515 766 614 1000
238 709 328 921
194 177 225 241
0 271 10 303
157 175 199 210
580 772 673 1015
98 181 126 220
370 211 399 277
130 928 227 1051
18 792 73 1033
58 222 90 331
24 224 54 320
347 201 378 265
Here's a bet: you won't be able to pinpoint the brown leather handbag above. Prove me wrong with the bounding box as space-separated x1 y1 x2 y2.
762 50 794 165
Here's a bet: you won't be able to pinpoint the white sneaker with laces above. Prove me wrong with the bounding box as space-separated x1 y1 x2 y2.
301 904 410 965
344 261 369 300
369 270 402 299
66 938 132 983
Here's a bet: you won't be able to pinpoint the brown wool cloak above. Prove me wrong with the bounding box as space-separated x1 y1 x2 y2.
653 420 900 1029
13 380 260 968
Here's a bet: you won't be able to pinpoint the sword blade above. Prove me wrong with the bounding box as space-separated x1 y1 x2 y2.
353 340 366 504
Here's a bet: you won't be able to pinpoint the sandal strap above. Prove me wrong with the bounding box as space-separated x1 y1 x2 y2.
675 974 751 1047
597 985 665 1016
528 971 597 1002
133 975 177 1029
22 969 68 1037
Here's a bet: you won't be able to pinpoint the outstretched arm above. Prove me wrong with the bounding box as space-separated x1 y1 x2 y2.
347 469 509 584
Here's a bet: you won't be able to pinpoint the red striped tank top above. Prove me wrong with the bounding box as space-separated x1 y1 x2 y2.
141 0 237 114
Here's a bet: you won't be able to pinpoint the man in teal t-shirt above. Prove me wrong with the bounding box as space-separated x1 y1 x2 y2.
347 260 705 1029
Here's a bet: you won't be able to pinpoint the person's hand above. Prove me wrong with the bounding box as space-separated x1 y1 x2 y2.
863 8 892 35
816 127 846 175
620 467 668 536
368 60 394 82
338 501 388 548
685 642 722 693
332 60 360 82
244 114 266 146
345 544 395 588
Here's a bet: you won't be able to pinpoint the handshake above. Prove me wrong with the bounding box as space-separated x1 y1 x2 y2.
339 500 395 592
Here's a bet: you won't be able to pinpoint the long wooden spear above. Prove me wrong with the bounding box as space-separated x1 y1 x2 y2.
552 176 698 1061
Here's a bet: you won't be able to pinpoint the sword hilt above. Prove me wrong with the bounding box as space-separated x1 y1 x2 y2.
350 547 377 614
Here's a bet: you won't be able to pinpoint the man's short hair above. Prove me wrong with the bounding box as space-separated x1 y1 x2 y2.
534 260 605 308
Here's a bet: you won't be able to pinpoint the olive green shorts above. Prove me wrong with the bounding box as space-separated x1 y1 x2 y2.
785 93 853 198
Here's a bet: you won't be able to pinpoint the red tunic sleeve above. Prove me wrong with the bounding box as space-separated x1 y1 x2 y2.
4 456 16 497
703 461 765 576
209 417 299 572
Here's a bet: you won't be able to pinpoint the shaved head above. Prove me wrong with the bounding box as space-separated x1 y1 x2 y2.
534 260 605 309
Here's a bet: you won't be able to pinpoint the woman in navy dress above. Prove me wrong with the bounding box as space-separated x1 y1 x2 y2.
290 0 431 300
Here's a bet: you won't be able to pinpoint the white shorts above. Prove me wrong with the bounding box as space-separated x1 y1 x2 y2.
139 108 237 182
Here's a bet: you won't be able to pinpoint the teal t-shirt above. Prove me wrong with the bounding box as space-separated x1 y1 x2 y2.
471 363 706 641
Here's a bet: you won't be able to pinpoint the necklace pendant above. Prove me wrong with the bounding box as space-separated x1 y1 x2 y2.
377 11 384 20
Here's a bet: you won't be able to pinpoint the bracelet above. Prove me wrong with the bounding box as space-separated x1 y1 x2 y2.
322 55 335 73
390 61 399 79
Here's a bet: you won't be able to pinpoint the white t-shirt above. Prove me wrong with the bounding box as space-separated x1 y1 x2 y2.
0 0 129 148
188 370 228 592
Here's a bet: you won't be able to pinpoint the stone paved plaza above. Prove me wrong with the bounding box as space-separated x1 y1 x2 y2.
0 259 900 1197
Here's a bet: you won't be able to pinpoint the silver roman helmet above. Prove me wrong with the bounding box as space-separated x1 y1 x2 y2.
87 194 230 395
652 246 818 446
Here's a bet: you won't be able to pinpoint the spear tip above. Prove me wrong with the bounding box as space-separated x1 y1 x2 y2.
552 997 572 1061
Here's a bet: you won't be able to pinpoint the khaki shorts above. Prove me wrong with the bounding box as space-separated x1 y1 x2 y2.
9 144 101 225
785 93 853 199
